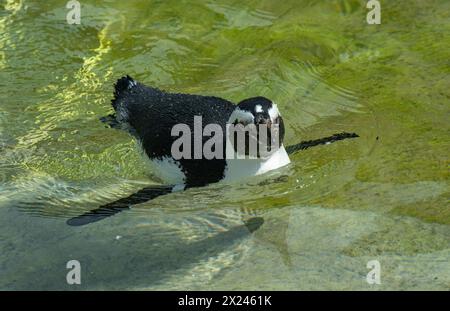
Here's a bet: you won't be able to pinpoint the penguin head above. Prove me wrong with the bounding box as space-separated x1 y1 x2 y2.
228 97 285 158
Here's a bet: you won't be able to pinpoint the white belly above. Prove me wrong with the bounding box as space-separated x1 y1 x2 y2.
136 139 290 186
223 145 291 182
147 157 186 185
137 141 186 185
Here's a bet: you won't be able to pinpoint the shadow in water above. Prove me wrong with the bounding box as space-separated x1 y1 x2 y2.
67 132 358 226
114 216 265 288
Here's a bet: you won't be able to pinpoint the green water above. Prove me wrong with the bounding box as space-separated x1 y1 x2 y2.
0 0 449 290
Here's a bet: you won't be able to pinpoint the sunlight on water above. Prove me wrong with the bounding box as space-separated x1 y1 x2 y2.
0 0 449 290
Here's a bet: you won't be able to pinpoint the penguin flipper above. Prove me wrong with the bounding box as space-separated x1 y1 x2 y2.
66 185 175 226
99 114 121 129
285 132 359 155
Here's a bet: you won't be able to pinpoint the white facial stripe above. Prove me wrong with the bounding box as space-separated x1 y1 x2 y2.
255 105 263 113
228 107 254 124
268 102 280 122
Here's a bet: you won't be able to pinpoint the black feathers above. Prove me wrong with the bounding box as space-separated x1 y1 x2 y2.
112 75 137 109
107 76 237 187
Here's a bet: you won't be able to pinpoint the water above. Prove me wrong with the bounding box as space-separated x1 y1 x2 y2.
0 0 449 290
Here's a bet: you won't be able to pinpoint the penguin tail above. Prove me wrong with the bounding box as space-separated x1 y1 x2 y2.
111 75 137 110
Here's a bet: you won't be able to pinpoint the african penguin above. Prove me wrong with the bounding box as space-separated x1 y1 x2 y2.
68 80 358 226
105 75 290 189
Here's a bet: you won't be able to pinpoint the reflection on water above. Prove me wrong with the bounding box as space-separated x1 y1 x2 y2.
0 0 449 290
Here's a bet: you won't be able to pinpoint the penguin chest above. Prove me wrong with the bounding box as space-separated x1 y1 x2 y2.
136 141 186 185
223 145 291 182
146 157 186 185
137 140 228 187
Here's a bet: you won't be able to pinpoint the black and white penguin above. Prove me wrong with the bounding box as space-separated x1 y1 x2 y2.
106 75 291 189
66 76 358 226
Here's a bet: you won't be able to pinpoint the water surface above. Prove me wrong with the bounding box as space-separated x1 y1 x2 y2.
0 0 449 290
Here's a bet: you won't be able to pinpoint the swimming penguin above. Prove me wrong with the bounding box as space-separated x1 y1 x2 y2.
66 76 358 226
105 75 291 188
